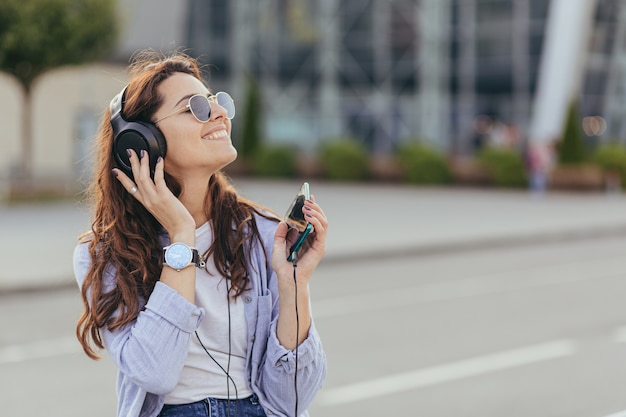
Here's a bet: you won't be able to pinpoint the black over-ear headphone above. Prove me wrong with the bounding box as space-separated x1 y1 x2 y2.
109 86 167 179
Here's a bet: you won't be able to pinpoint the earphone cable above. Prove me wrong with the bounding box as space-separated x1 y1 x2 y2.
194 331 239 417
292 252 300 417
194 280 239 417
226 279 238 417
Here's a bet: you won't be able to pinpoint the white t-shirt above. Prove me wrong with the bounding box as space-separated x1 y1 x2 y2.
164 222 253 404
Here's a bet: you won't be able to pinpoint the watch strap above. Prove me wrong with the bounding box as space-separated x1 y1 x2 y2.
190 248 205 268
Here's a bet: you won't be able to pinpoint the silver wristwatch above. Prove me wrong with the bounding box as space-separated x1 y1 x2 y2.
163 242 205 271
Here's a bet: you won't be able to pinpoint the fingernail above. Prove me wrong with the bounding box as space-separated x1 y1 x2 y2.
140 149 146 158
111 169 118 177
304 206 311 211
126 149 131 157
157 156 163 163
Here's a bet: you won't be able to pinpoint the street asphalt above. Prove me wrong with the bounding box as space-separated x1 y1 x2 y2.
2 178 626 293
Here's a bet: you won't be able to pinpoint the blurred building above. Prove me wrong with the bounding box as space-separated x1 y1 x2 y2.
111 0 626 154
102 0 626 154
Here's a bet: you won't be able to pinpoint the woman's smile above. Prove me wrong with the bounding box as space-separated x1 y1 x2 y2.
202 128 229 141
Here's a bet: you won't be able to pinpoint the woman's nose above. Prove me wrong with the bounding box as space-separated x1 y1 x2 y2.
210 101 227 120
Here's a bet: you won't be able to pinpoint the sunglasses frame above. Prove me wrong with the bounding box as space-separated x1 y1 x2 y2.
154 92 235 124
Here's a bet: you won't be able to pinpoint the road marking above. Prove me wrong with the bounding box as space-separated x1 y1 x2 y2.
612 326 626 343
0 337 81 365
603 411 626 417
314 269 623 319
316 339 576 407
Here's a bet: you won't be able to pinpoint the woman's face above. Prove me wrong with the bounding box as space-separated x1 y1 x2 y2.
153 72 237 181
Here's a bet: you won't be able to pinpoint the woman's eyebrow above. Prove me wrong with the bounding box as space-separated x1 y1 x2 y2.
171 93 194 110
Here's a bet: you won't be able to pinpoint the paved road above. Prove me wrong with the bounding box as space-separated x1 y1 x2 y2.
2 233 626 416
3 181 626 416
309 234 626 417
3 179 626 291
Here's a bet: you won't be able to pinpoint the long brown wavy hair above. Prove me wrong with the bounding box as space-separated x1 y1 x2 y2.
76 51 277 360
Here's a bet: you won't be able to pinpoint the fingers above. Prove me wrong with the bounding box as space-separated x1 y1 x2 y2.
129 149 151 191
112 149 164 200
274 221 288 242
273 222 290 260
111 162 139 198
303 195 328 237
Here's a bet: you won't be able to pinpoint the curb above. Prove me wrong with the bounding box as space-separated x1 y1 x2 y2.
320 223 626 265
3 223 626 296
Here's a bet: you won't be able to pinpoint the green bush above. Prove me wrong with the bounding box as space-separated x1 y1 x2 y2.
592 144 626 185
396 143 452 184
252 145 297 178
477 147 527 187
320 139 370 181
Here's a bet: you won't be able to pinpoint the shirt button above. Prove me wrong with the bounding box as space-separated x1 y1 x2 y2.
244 296 252 303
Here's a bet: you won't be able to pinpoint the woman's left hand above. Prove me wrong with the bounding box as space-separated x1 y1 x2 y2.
272 195 328 284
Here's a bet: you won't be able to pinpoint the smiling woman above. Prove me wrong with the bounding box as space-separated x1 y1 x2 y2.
73 50 328 417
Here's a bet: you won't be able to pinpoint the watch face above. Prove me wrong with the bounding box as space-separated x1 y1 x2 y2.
165 243 192 270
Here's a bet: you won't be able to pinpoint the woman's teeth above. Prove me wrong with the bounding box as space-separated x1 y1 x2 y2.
204 130 228 140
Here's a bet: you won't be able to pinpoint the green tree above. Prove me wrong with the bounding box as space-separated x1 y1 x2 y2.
238 75 263 158
558 100 586 165
0 0 118 90
0 0 118 179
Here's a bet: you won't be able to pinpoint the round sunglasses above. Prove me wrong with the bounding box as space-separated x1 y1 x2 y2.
154 92 235 124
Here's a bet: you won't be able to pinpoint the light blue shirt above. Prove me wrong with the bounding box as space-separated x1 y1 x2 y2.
73 215 327 417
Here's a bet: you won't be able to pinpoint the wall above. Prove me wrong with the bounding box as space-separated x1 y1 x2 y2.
25 65 127 190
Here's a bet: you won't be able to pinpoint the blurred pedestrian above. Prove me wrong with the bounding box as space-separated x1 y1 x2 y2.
73 50 328 417
526 141 555 196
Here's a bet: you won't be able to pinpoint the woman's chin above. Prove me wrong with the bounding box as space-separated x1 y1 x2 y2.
218 147 239 170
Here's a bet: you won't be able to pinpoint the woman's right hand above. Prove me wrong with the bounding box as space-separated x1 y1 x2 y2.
112 149 196 241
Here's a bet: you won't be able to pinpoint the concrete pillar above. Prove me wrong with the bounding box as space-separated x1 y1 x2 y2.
512 0 531 132
456 0 476 154
230 0 254 102
528 0 598 144
602 2 626 140
372 0 393 153
0 73 24 200
318 0 342 141
417 0 451 148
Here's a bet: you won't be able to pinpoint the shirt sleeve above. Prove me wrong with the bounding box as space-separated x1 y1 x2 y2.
248 218 328 416
73 242 204 395
260 317 327 415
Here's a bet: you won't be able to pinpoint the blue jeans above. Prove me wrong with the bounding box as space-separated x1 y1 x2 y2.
158 395 267 417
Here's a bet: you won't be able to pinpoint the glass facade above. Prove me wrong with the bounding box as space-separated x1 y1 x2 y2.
179 0 626 154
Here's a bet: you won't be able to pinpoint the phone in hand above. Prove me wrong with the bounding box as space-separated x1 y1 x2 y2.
284 182 313 262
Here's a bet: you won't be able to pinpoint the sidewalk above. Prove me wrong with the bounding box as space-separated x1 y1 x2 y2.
2 178 626 292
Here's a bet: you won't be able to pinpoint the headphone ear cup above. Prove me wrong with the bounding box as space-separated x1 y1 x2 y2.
109 86 166 180
112 120 167 180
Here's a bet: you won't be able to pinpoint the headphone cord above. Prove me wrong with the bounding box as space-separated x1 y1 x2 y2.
194 279 239 417
226 280 236 417
195 260 300 417
292 252 300 417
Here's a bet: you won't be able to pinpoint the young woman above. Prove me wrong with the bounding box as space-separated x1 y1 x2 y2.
74 51 328 417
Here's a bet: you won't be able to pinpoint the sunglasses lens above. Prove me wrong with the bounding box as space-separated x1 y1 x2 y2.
216 92 236 119
189 95 211 122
